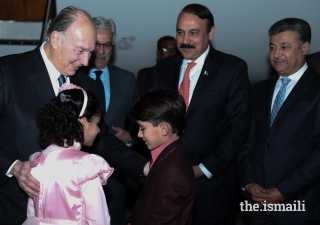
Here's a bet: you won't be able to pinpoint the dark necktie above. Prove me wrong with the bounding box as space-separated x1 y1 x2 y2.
58 75 65 87
94 70 106 113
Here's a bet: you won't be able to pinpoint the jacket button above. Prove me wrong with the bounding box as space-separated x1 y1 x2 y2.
265 143 269 147
261 166 264 170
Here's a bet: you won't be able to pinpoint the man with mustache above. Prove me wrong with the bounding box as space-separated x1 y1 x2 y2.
84 16 140 225
238 18 320 224
155 3 251 225
0 7 147 225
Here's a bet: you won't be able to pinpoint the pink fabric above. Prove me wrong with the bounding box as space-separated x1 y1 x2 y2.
22 143 114 225
150 137 179 169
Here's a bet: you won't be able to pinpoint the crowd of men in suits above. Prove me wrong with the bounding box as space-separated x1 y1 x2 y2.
1 2 320 225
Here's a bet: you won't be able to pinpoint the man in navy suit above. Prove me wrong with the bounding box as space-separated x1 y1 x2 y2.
0 7 147 225
155 4 251 225
238 18 320 224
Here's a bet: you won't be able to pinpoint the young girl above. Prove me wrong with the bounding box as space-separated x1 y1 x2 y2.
22 83 114 225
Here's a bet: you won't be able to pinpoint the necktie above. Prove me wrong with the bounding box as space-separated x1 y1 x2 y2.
270 77 291 126
179 62 197 110
94 70 106 113
58 75 65 87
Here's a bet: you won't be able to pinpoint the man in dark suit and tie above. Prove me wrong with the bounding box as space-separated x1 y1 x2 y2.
136 35 178 96
238 18 320 224
155 4 251 225
0 6 148 225
85 16 140 225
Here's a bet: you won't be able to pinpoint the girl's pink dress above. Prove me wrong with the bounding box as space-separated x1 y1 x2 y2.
22 143 114 225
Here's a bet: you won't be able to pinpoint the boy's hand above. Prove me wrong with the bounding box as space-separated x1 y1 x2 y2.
193 165 205 180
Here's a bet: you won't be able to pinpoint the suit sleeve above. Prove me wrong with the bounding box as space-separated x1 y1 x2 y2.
202 60 252 178
0 66 17 182
148 166 194 225
92 120 148 181
125 72 140 144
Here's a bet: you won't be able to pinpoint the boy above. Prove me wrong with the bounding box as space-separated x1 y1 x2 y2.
127 88 195 225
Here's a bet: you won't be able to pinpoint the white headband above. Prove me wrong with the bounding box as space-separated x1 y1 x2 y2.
59 83 88 117
79 89 88 117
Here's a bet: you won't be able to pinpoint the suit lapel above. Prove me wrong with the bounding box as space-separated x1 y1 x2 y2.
187 47 219 113
27 47 55 104
257 77 277 129
272 68 315 126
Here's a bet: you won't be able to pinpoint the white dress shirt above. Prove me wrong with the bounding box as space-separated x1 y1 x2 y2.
271 63 308 110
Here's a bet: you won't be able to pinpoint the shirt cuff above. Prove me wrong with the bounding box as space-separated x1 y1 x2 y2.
199 163 213 179
6 160 19 177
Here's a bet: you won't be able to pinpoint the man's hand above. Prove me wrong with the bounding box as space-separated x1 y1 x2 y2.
265 187 285 204
112 126 131 144
10 160 40 198
245 183 272 206
193 165 205 180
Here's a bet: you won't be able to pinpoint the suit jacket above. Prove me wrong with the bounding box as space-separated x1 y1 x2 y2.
136 65 156 96
128 138 195 225
104 65 139 140
84 65 140 144
307 51 320 74
238 67 320 219
0 47 147 225
155 46 251 200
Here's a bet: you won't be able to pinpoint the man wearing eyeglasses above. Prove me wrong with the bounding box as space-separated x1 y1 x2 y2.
136 36 178 95
84 16 140 225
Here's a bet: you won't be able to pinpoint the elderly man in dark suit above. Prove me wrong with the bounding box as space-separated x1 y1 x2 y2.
155 3 251 225
0 6 148 225
84 16 140 225
238 18 320 225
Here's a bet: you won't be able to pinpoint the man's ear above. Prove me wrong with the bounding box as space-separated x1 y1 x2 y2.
302 42 310 56
159 122 170 136
51 31 61 50
208 26 216 40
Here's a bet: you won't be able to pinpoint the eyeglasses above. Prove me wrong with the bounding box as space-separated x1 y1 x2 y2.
96 42 113 50
161 47 178 53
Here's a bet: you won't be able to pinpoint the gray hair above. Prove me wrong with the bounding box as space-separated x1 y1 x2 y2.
269 18 311 44
92 17 116 43
45 6 93 42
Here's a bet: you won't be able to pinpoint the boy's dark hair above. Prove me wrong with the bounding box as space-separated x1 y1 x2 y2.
130 88 186 134
36 89 100 148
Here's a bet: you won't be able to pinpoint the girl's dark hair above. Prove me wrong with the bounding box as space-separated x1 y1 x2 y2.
36 89 100 148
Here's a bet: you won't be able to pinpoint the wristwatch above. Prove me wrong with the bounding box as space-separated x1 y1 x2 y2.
126 139 133 147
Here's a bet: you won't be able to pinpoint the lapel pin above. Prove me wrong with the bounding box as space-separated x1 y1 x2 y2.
204 71 209 76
